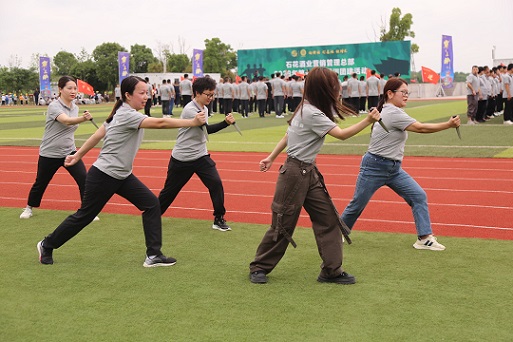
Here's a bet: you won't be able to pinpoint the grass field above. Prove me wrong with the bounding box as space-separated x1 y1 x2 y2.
1 101 513 341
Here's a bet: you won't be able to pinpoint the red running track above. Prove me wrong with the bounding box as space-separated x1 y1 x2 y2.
2 146 513 240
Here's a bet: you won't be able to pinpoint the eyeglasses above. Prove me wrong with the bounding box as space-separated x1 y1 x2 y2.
202 92 215 99
393 90 410 97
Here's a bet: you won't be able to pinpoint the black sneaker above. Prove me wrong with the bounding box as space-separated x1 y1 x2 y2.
317 271 356 285
143 255 177 268
37 240 53 265
249 271 268 284
212 216 231 232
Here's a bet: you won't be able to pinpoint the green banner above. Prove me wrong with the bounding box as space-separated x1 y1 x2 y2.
238 41 411 79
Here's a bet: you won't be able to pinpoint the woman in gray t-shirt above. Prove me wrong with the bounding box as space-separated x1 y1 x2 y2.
36 76 205 267
342 78 460 251
20 76 95 220
249 67 380 285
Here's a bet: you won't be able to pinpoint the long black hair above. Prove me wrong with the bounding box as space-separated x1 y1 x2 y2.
289 67 354 124
376 78 408 112
106 76 145 123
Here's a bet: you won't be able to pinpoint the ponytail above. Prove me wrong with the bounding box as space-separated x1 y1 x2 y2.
106 99 123 123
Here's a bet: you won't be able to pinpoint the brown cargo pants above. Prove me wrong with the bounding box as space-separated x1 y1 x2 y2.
250 156 347 278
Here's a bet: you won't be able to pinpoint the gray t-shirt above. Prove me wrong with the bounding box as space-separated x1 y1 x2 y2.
93 103 146 180
238 82 250 100
272 78 286 96
287 103 337 163
180 79 193 96
502 74 512 98
222 83 234 99
466 74 479 95
39 99 79 158
368 103 416 161
367 76 380 96
160 84 170 101
255 82 268 99
172 100 208 162
291 81 303 97
348 78 360 97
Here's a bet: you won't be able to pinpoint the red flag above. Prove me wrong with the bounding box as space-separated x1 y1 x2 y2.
421 67 440 84
77 79 95 96
366 68 372 79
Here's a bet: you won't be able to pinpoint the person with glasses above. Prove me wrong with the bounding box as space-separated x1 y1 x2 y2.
341 77 460 251
158 77 236 232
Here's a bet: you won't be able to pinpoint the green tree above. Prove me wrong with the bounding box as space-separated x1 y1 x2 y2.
165 53 190 73
131 44 157 73
70 60 106 93
92 42 126 90
0 66 38 94
203 38 237 77
380 7 419 54
53 51 78 76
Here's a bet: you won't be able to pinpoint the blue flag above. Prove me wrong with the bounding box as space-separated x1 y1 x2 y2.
118 52 130 84
192 49 204 78
39 57 51 96
441 35 454 89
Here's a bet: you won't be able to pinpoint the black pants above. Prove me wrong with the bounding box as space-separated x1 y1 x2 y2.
257 99 266 117
367 96 379 110
223 98 233 114
486 97 496 117
159 155 226 218
161 100 170 115
239 99 249 117
504 98 513 122
44 166 163 256
476 99 487 122
182 95 192 107
27 154 86 207
144 98 152 116
359 96 367 112
496 94 503 112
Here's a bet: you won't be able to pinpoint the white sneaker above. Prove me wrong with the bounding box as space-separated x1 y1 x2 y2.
93 216 100 221
20 207 33 219
275 115 285 118
467 120 476 125
413 235 446 251
503 120 513 125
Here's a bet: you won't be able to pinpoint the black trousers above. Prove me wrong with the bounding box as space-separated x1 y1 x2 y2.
496 94 503 112
44 166 163 256
27 154 86 207
239 99 249 117
504 98 513 122
367 96 379 110
257 99 266 117
182 95 192 107
359 96 367 112
476 99 487 122
159 155 226 218
223 98 233 114
144 98 152 116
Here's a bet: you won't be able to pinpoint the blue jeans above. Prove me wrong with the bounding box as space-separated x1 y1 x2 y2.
341 152 432 237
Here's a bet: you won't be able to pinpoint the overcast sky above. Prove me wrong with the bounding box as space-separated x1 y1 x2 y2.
1 0 511 73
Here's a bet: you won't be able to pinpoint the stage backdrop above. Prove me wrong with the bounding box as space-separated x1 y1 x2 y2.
238 41 411 80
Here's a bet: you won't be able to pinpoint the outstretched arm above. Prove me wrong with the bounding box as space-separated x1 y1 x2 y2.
406 115 460 133
139 112 205 129
259 134 287 172
65 124 106 167
327 108 380 140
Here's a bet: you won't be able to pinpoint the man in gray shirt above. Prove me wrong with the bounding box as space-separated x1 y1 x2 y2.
180 74 193 107
271 72 286 118
159 77 236 231
466 65 480 124
366 70 380 110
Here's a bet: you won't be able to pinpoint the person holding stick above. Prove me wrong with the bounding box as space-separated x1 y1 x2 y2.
36 76 206 267
341 77 460 251
20 76 96 220
249 67 380 285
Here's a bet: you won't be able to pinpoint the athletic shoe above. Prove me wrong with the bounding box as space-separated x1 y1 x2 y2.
249 271 268 284
466 120 475 125
212 216 231 232
275 115 285 118
413 235 446 251
143 255 177 268
503 120 513 125
93 216 100 221
317 271 356 285
37 240 53 265
20 207 32 219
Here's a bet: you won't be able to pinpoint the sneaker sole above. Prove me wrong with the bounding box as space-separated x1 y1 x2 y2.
143 261 177 268
317 276 356 285
212 225 232 232
20 214 32 219
413 244 445 251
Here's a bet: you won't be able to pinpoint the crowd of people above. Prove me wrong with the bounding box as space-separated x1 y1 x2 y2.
23 68 460 288
466 63 513 125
